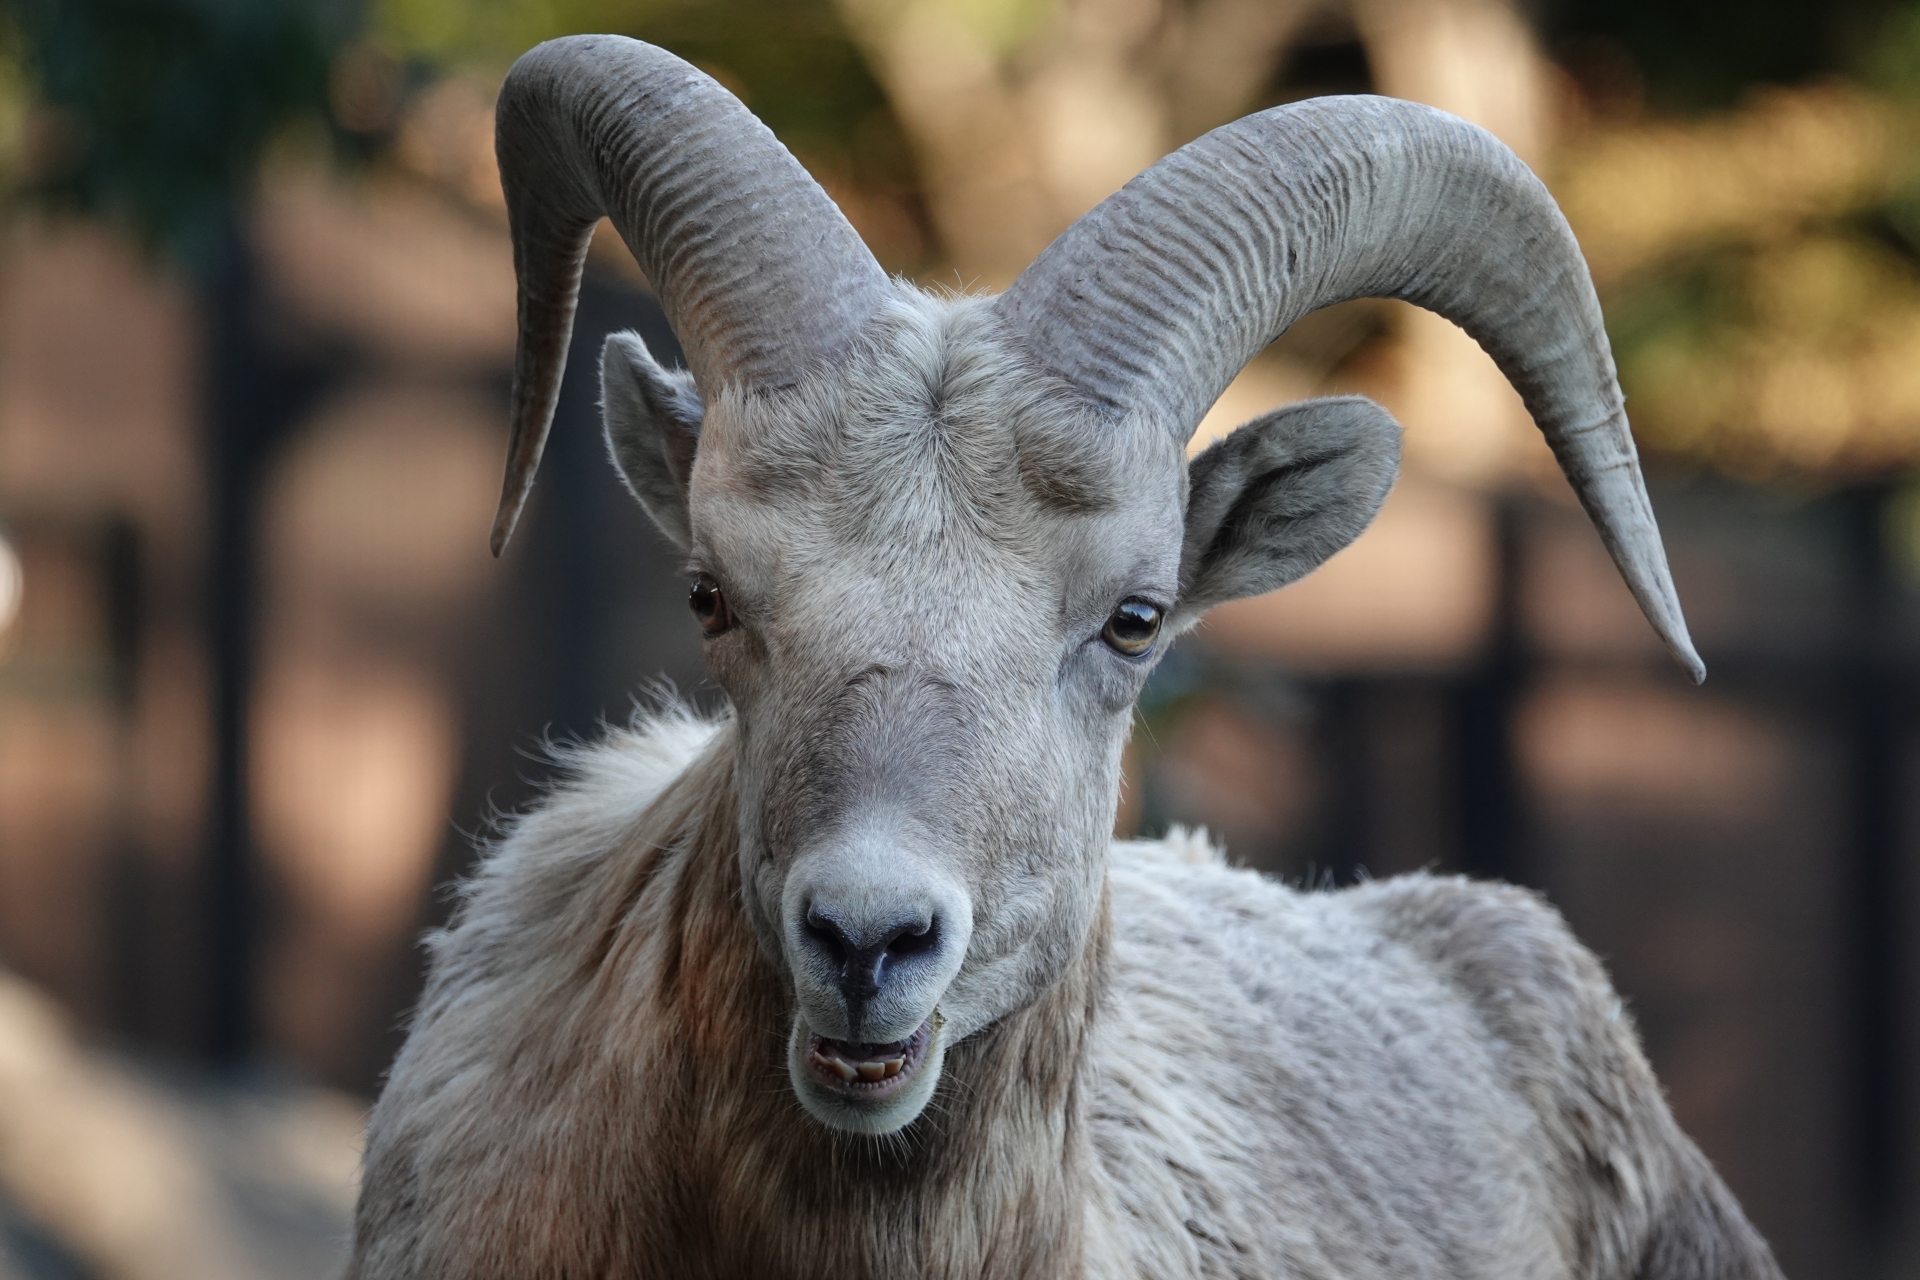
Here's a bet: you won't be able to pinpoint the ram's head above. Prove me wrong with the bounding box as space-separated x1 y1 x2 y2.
490 36 1700 1136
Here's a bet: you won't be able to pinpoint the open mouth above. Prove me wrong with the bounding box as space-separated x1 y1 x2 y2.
803 1017 934 1101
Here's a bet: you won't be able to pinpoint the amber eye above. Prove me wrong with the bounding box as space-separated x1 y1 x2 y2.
689 574 733 637
1101 599 1162 658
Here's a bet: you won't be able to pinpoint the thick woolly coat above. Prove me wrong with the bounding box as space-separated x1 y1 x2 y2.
348 714 1778 1279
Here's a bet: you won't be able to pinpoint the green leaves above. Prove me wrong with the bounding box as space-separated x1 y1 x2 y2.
6 0 356 265
368 0 895 161
0 0 909 273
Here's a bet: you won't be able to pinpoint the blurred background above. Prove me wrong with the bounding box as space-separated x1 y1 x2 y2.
0 0 1916 1275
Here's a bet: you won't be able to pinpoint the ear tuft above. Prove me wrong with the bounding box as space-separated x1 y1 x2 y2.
602 331 704 550
1177 396 1401 621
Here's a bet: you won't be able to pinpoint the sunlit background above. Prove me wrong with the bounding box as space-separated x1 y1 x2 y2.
0 0 1917 1276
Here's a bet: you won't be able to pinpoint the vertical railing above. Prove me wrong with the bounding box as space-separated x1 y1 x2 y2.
198 216 340 1065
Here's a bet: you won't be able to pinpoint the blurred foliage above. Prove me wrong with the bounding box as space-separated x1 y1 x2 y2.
370 0 904 189
375 0 1041 74
1 0 358 266
10 0 1920 472
0 25 29 196
832 0 1049 60
1544 0 1903 111
1543 0 1920 476
0 0 912 268
1605 231 1920 475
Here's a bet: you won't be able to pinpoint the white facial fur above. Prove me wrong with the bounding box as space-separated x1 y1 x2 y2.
602 286 1398 1133
694 296 1180 1131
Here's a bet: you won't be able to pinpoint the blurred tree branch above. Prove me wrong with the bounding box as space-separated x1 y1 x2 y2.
832 0 1323 284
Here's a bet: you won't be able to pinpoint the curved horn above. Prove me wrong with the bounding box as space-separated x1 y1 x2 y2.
998 96 1703 682
490 35 890 554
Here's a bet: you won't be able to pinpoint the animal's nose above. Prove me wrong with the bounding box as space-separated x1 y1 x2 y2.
783 842 972 1042
802 905 941 1004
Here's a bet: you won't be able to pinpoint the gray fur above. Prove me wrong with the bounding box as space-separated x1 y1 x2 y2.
351 34 1775 1279
350 292 1780 1278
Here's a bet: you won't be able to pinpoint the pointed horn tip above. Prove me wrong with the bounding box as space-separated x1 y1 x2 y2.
1662 629 1706 685
489 498 523 559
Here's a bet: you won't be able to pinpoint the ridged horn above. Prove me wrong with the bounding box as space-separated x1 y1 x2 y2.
489 35 890 554
998 95 1703 682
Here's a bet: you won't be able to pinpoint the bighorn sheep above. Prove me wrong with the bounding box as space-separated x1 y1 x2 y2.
349 35 1781 1279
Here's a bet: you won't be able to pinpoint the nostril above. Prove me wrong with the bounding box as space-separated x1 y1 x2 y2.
884 918 938 960
803 906 850 965
801 904 943 1008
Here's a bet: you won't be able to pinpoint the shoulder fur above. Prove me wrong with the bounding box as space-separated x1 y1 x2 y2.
352 708 728 1277
419 707 722 993
359 750 1769 1280
1092 842 1725 1278
1341 874 1687 1276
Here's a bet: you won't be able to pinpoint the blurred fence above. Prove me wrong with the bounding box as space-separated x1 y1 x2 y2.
3 215 1916 1279
1134 477 1920 1277
4 1 1920 1278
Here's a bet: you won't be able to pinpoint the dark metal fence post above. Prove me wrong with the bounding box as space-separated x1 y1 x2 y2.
198 213 335 1066
1455 494 1526 885
202 215 262 1064
1842 484 1904 1255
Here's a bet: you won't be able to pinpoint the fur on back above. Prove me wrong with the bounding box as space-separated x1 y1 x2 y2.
350 712 1779 1280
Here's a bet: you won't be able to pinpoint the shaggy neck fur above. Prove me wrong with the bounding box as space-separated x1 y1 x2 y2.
354 721 1111 1279
643 748 1109 1277
355 713 1786 1280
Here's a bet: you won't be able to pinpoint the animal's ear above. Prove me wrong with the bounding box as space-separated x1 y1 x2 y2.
1176 396 1401 623
602 330 704 551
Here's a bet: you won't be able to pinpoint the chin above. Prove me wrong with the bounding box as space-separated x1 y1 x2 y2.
787 1012 947 1136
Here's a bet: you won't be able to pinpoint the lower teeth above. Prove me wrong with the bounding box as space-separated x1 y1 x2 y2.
814 1049 908 1084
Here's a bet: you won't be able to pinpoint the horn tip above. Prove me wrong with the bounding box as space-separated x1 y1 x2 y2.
1669 634 1706 685
490 500 523 558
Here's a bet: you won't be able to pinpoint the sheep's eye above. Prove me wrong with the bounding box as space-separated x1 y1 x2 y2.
689 574 733 637
1101 599 1162 658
